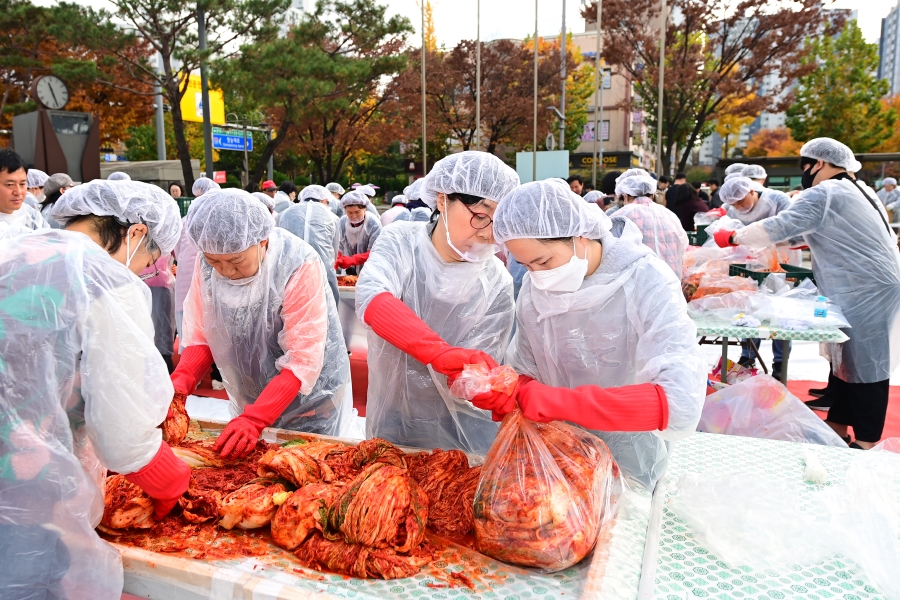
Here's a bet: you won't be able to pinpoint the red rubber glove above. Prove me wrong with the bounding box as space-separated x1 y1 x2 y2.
334 253 351 270
708 207 727 217
713 229 737 248
346 251 370 267
516 378 669 431
125 440 191 520
213 369 302 460
170 345 214 395
363 292 497 378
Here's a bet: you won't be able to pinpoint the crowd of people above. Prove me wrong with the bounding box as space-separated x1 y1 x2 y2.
1 136 899 597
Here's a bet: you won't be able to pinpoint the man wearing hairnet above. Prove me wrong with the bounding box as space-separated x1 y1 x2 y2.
278 184 341 303
718 175 798 376
716 138 900 449
335 190 382 273
615 174 688 275
0 179 190 598
355 151 519 454
170 189 351 458
483 179 705 490
0 149 50 236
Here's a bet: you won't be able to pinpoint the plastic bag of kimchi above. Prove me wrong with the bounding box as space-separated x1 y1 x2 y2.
473 409 621 572
450 364 519 400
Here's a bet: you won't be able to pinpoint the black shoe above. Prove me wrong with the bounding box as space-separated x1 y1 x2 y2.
805 397 833 411
848 442 864 450
808 387 827 398
771 361 782 380
737 356 755 369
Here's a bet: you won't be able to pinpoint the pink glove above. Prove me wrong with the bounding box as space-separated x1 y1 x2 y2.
170 345 214 394
124 441 191 520
364 292 497 378
515 379 669 431
713 229 737 248
213 369 302 459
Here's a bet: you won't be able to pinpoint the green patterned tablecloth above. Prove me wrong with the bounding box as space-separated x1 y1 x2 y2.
692 315 849 343
653 433 894 600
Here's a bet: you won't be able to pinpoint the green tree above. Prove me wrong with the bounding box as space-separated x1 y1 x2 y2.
786 20 897 152
213 0 413 186
103 0 290 189
123 113 214 168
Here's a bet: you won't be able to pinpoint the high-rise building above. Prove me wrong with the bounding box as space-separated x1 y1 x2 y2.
878 2 900 96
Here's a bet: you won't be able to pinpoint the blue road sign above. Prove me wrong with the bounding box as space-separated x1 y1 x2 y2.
212 127 253 152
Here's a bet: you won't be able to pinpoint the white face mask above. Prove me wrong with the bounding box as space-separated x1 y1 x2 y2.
212 245 264 286
528 239 589 293
441 206 496 263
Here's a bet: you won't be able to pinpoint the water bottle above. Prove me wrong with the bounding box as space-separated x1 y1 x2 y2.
814 296 828 319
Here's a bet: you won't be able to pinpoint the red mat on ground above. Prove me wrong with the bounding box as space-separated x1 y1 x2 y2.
787 379 900 442
349 347 368 417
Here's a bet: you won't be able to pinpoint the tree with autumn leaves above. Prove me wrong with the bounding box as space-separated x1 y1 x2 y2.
581 0 827 175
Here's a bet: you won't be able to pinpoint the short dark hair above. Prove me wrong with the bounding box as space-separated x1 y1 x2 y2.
600 170 622 195
0 148 27 175
707 179 719 187
169 181 184 194
566 174 584 185
280 181 298 195
658 176 670 184
65 214 129 254
669 183 700 209
583 182 595 192
674 172 687 180
691 181 703 190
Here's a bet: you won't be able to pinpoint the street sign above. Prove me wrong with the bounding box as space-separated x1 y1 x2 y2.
212 127 253 152
213 171 227 183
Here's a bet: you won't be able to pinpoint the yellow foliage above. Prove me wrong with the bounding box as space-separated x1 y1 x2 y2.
714 94 758 157
744 128 803 157
873 95 900 153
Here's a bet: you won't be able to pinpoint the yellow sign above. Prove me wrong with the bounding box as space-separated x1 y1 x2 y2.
179 74 225 125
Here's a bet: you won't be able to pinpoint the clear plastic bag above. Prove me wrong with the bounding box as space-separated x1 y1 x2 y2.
449 363 519 400
473 409 621 572
698 375 847 446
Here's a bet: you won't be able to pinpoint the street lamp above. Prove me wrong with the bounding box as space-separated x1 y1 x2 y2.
226 110 266 189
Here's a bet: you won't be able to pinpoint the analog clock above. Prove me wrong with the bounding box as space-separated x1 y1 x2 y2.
34 75 70 110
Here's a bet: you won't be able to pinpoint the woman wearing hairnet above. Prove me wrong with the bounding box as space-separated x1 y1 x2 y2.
173 176 220 348
278 184 341 303
486 180 706 489
355 151 520 454
335 190 382 273
740 165 793 216
170 189 351 458
716 138 900 449
0 180 190 598
381 194 411 226
614 174 688 275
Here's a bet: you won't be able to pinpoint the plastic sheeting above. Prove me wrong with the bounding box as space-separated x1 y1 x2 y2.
0 202 49 232
735 177 900 383
355 222 514 455
0 230 181 599
338 212 381 256
278 200 340 304
183 228 351 436
698 375 848 446
615 199 688 275
507 217 707 490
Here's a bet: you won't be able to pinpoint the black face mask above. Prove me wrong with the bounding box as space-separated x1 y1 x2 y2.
801 164 821 189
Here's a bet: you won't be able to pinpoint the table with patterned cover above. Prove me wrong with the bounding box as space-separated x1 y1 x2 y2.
652 432 894 600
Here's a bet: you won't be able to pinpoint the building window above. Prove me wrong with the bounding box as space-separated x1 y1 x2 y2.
581 120 610 142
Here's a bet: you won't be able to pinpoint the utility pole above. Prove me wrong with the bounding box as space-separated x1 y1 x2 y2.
267 130 274 181
590 1 603 189
421 1 427 178
475 0 481 151
532 0 539 180
198 4 214 179
656 0 667 176
154 52 166 161
560 0 566 150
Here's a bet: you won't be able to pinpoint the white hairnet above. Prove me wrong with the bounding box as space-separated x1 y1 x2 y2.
494 179 612 243
800 137 862 173
404 178 425 200
724 172 744 182
51 180 183 254
421 151 520 209
300 185 331 202
192 177 220 197
107 172 131 181
340 190 369 208
27 169 49 188
724 163 747 176
741 164 767 180
616 168 651 181
883 177 898 187
186 188 274 254
357 185 376 197
719 177 756 205
252 191 276 211
391 194 407 205
615 175 657 198
583 190 604 203
325 182 345 195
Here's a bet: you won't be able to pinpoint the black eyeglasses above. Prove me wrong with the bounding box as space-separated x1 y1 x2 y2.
463 203 493 230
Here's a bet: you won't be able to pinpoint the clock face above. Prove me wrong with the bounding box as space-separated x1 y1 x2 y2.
36 76 69 110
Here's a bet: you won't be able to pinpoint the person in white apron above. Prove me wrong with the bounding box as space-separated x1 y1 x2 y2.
355 151 520 454
487 179 706 490
335 190 382 273
171 189 350 459
0 179 190 599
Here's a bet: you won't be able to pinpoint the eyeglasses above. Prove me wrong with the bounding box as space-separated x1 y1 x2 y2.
463 203 493 230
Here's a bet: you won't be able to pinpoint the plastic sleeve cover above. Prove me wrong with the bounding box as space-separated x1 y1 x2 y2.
82 281 173 474
180 252 208 347
734 186 829 249
275 259 328 395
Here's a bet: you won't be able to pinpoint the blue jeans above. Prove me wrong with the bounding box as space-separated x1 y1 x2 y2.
741 338 789 362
